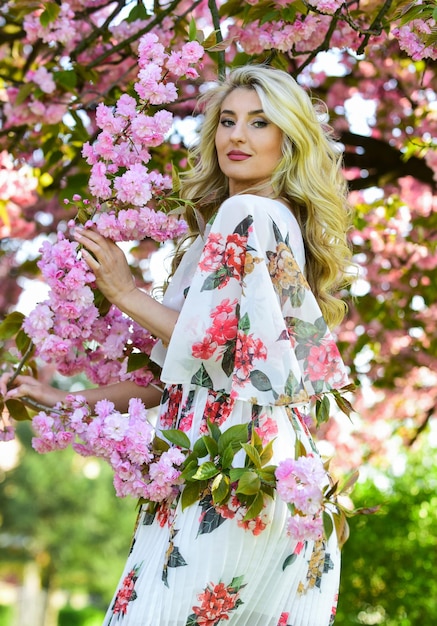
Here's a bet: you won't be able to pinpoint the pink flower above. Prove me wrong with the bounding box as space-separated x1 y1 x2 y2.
286 513 324 542
113 164 152 206
27 67 56 93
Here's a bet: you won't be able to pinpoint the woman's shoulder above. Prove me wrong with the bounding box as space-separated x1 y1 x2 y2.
218 194 300 232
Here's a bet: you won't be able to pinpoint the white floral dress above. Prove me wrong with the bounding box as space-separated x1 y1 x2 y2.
102 195 349 626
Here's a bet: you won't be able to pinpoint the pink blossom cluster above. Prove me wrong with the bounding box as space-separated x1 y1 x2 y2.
22 231 157 385
392 21 437 62
31 394 184 501
275 454 326 542
80 34 204 243
0 151 37 239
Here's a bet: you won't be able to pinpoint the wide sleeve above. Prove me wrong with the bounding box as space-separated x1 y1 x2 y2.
157 194 349 406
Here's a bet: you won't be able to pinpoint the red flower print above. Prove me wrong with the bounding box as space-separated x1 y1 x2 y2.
156 502 175 528
254 415 278 445
278 612 290 626
192 334 218 359
201 391 234 433
111 565 141 617
223 233 247 281
306 339 343 384
159 385 183 428
234 332 267 383
210 311 238 346
199 233 225 272
192 581 241 625
237 514 267 535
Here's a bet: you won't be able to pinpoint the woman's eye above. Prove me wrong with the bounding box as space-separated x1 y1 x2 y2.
220 118 234 127
253 119 268 128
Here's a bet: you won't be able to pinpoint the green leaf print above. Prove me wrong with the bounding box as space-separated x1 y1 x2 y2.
233 215 253 236
271 218 284 244
167 545 188 568
185 614 198 626
221 340 236 378
191 364 213 387
238 312 250 334
290 284 307 308
284 369 302 397
198 495 227 535
282 553 298 570
201 266 233 291
249 369 273 392
229 575 246 592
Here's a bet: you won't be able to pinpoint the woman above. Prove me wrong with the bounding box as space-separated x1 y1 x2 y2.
4 65 352 625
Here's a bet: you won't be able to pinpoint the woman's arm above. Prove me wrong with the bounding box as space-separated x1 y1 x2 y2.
1 374 163 412
74 227 178 345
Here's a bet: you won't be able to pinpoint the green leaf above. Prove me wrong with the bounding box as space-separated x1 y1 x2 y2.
189 17 197 41
259 440 275 466
236 470 261 495
295 439 307 459
40 2 60 27
217 423 248 456
179 459 200 481
221 444 236 470
192 437 208 459
192 461 219 481
54 69 77 90
229 467 246 482
0 311 25 340
243 491 264 521
15 83 34 106
152 435 170 453
241 442 262 468
206 420 221 442
181 480 203 510
127 2 149 22
162 429 191 450
211 473 230 505
6 400 31 421
257 466 277 484
202 435 218 458
127 352 151 373
316 395 331 427
323 511 334 541
332 511 350 548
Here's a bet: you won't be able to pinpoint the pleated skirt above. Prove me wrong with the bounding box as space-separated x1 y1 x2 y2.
102 384 340 626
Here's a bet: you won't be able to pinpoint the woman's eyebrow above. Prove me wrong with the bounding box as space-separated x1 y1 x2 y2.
220 108 265 115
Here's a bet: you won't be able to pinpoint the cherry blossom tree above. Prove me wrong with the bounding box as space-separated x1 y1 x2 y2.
0 0 436 474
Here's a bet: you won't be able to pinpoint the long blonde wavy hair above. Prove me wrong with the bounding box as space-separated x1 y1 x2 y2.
175 65 353 329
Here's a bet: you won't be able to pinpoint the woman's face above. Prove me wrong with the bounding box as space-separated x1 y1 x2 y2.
215 87 283 196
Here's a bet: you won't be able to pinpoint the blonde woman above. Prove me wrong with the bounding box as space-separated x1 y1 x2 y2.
4 66 352 625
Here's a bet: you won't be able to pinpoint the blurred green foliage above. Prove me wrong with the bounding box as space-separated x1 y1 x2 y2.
336 437 437 625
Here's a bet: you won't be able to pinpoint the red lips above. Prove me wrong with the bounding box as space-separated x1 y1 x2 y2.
227 150 251 161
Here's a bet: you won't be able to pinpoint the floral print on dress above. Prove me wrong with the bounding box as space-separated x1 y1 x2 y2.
109 563 141 621
102 197 343 626
186 576 245 626
158 195 349 407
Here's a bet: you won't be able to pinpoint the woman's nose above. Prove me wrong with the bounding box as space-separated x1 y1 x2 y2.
230 121 246 142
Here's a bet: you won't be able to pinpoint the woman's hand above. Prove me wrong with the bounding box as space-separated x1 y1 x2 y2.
74 226 179 345
74 227 136 308
0 373 67 407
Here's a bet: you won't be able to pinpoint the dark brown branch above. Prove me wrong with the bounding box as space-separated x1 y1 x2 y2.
340 131 436 190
